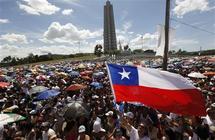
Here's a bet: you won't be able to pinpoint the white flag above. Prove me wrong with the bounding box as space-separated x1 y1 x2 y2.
156 25 175 57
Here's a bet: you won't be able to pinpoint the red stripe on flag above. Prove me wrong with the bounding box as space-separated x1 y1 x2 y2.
113 85 206 116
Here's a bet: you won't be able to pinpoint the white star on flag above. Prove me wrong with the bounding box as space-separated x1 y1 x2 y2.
118 68 131 80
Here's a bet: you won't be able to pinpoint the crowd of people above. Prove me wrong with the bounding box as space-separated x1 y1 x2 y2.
0 56 214 140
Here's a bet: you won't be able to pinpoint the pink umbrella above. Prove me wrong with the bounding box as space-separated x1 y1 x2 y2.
0 82 10 88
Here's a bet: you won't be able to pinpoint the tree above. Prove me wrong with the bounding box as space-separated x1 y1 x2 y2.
169 50 176 55
124 45 129 51
11 57 18 65
133 49 143 54
94 44 103 57
1 56 12 63
177 49 182 54
143 49 155 53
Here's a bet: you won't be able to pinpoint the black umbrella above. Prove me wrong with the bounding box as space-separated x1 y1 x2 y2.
64 101 89 120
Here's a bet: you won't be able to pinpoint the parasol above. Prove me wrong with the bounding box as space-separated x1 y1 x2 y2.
188 72 207 78
0 113 26 125
64 101 89 120
36 89 60 100
66 84 87 91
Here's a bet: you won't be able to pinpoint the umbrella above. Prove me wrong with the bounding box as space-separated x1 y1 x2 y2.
0 75 12 82
0 113 26 125
203 72 215 76
80 70 93 76
188 72 207 78
93 72 104 77
36 75 47 80
3 105 19 113
36 89 60 100
90 82 103 89
81 76 91 80
0 75 6 81
126 61 133 65
80 72 87 76
66 84 87 91
57 72 68 77
0 82 10 88
47 71 55 76
208 57 215 62
69 71 79 77
85 70 93 75
64 101 89 119
78 64 86 69
29 86 49 95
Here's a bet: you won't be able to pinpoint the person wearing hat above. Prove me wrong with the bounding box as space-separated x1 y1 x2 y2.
77 125 90 140
105 111 116 136
124 112 134 124
92 120 107 140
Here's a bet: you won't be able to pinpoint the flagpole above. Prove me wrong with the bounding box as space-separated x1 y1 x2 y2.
162 0 170 71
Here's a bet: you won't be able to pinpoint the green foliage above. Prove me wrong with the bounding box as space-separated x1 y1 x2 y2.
124 45 129 51
143 49 155 53
0 53 91 67
133 49 143 54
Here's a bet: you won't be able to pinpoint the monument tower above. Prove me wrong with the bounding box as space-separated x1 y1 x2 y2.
104 0 117 54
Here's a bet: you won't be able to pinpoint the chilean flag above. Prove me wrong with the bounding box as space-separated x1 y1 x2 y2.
107 64 206 116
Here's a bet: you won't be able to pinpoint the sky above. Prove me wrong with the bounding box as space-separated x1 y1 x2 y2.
0 0 214 60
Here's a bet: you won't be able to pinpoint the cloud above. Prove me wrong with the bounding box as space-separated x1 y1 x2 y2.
0 18 10 24
0 41 99 61
42 22 102 44
115 21 134 47
0 33 28 44
123 21 132 32
62 9 73 15
130 33 158 50
18 0 60 15
0 44 74 60
173 0 213 18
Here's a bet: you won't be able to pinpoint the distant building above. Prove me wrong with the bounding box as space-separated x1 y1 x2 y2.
118 40 122 52
104 0 117 54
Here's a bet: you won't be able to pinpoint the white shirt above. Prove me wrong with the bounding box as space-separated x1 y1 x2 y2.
189 132 199 140
129 126 139 140
42 131 48 140
202 115 215 126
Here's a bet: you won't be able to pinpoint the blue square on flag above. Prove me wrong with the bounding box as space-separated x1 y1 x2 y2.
107 64 138 86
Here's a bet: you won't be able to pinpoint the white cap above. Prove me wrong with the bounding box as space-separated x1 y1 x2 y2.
93 121 105 133
105 111 113 116
124 112 134 119
92 95 99 99
78 125 86 133
29 110 37 115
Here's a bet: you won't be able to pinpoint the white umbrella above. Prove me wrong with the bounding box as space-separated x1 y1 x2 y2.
0 114 25 125
126 61 133 65
188 72 207 78
29 86 48 95
78 64 86 69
